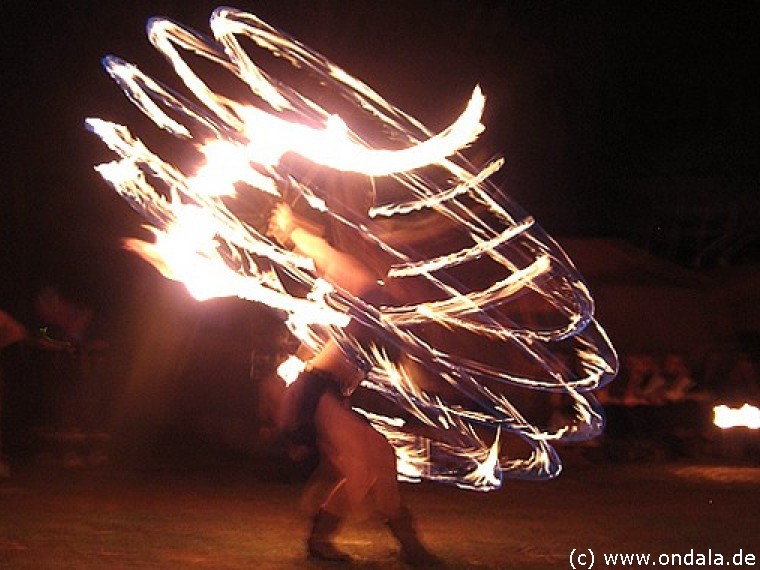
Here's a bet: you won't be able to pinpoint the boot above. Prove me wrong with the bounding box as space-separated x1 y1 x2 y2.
387 507 443 567
307 509 351 562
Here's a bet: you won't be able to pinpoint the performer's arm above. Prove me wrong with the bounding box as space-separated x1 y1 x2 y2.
269 204 375 389
269 204 377 297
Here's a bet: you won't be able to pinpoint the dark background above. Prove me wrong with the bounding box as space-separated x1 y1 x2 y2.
0 0 759 479
2 0 758 314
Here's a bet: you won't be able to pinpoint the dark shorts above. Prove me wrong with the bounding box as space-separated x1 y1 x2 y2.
281 367 342 446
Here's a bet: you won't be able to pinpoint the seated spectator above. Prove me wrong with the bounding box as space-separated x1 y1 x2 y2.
661 354 696 403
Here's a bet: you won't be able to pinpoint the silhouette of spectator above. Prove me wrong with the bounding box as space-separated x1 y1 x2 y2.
33 287 109 468
0 308 27 476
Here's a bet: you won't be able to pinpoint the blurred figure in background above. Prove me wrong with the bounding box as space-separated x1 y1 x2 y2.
0 308 27 477
33 287 110 468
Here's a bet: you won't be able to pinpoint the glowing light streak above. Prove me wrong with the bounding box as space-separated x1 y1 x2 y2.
87 7 618 490
388 215 533 278
237 91 487 175
383 254 551 325
460 431 502 490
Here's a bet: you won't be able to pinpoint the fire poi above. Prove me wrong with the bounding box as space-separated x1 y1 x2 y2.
86 7 618 490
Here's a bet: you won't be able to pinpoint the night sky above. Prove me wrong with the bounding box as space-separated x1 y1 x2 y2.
2 1 758 313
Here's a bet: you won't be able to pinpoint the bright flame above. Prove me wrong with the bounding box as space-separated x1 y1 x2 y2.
713 403 760 430
190 140 278 197
236 93 485 175
277 355 307 386
459 431 502 491
87 7 618 489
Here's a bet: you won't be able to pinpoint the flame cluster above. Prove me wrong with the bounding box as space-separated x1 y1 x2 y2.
87 7 617 490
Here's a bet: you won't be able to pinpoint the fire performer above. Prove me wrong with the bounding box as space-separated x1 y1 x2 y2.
269 203 440 565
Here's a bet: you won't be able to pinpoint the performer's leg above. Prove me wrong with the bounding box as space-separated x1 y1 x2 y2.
314 393 377 514
365 424 402 517
304 393 364 562
357 416 441 566
307 508 351 561
310 393 441 565
385 505 442 567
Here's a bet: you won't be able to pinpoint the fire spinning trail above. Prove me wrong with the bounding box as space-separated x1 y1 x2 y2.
86 7 618 490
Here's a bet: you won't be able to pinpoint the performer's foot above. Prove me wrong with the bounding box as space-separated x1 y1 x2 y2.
307 540 352 562
400 547 444 568
387 507 444 567
307 510 351 562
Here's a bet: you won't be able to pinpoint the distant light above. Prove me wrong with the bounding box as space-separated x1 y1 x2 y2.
713 403 760 430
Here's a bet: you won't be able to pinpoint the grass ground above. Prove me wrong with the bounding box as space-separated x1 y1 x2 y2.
1 453 759 569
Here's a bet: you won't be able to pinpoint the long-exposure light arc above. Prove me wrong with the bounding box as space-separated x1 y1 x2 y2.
86 6 618 491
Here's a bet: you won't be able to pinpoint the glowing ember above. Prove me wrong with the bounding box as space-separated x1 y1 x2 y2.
713 404 760 430
87 7 618 489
